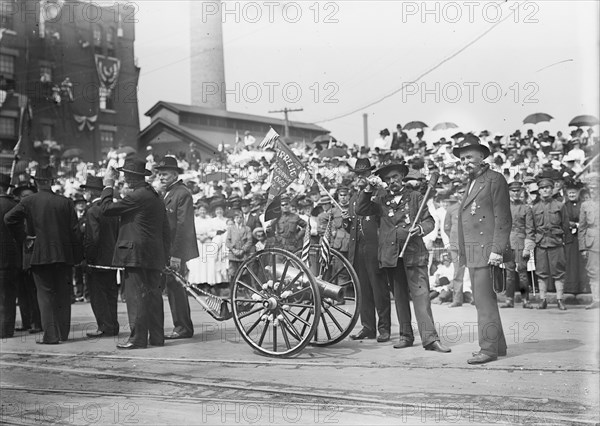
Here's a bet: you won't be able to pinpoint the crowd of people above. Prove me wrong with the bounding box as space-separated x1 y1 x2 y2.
1 123 598 363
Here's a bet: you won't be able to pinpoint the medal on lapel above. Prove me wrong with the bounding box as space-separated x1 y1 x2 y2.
404 213 411 224
365 216 370 221
388 209 394 217
470 202 477 216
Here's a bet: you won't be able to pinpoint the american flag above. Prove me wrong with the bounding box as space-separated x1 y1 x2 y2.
259 127 280 150
319 212 333 275
300 219 311 266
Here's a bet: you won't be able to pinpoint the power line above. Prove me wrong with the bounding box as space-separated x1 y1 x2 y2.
310 5 516 125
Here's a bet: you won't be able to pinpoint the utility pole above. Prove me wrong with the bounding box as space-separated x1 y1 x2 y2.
363 113 369 147
268 107 303 138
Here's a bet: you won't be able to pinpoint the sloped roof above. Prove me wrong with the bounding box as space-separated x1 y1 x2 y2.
145 101 329 133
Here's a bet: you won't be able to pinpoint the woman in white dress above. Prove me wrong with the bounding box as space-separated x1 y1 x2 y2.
210 200 230 286
187 202 219 286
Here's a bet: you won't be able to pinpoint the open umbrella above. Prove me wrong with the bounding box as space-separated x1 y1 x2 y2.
62 147 83 158
432 122 458 131
318 147 348 158
312 134 337 144
116 146 136 155
199 171 231 183
523 113 553 125
569 115 599 127
403 121 428 131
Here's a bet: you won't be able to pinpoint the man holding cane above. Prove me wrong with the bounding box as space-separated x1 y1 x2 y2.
356 162 450 353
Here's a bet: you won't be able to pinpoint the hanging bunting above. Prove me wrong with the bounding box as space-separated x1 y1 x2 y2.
73 114 97 132
94 54 121 98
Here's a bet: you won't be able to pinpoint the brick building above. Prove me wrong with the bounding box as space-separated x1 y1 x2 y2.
0 0 139 165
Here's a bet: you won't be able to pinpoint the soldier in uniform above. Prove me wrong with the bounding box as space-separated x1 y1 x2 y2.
444 188 469 307
155 156 199 340
357 162 450 353
501 181 533 309
524 177 571 310
265 196 306 253
578 173 599 309
346 159 391 342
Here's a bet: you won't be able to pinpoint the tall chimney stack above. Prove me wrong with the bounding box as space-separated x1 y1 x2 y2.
190 1 227 110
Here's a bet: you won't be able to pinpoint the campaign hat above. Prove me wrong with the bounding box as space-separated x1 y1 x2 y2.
452 133 490 159
349 158 375 174
117 157 152 176
154 156 183 174
374 162 409 178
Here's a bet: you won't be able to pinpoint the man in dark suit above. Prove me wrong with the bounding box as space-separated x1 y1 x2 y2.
100 157 170 349
241 198 261 233
0 173 20 338
346 159 391 343
454 134 512 365
155 156 199 340
357 162 450 353
5 166 82 344
81 175 120 338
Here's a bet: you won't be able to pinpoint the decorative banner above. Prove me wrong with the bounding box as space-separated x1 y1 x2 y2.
94 54 121 97
73 114 97 131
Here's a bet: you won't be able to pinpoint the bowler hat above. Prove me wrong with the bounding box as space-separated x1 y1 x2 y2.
452 133 490 159
33 165 57 181
80 174 104 190
374 162 409 178
154 156 183 174
117 157 152 176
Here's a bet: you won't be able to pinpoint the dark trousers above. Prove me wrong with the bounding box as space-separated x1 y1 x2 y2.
31 263 72 343
505 248 530 301
87 268 119 335
124 268 164 347
17 269 41 330
0 268 18 338
165 265 194 336
73 264 88 299
449 250 466 304
386 260 439 347
470 266 507 357
354 242 390 334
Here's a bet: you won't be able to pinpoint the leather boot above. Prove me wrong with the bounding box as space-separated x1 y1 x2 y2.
557 299 567 311
537 299 547 310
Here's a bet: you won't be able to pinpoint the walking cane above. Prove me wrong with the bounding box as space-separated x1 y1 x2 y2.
527 252 536 296
399 172 439 258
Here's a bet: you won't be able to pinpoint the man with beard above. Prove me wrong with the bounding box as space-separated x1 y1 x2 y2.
346 159 391 342
454 134 512 365
155 156 199 340
500 181 533 309
357 162 450 353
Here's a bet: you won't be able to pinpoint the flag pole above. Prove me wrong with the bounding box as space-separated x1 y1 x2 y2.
8 106 26 194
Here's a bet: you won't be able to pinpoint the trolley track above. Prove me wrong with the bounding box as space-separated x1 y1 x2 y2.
1 351 598 425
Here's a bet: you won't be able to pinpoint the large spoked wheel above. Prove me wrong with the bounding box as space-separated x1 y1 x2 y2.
231 248 321 358
296 245 361 347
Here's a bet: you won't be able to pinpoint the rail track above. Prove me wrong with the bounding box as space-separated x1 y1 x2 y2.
1 351 598 425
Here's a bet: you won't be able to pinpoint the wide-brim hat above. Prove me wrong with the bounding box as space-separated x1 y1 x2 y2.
374 162 409 178
349 158 375 174
209 198 226 211
117 157 152 176
80 174 104 190
33 165 57 181
154 156 183 174
452 133 490 159
252 227 265 239
12 183 37 196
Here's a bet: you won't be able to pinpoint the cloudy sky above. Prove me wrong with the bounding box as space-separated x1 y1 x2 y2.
134 1 599 145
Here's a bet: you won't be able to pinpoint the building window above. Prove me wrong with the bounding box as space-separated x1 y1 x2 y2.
0 54 15 79
0 117 16 137
0 11 13 30
106 27 115 57
40 65 52 83
93 24 103 54
100 130 115 149
41 123 54 140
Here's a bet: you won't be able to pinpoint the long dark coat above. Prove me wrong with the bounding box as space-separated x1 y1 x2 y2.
83 199 119 266
100 182 170 271
163 180 199 263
